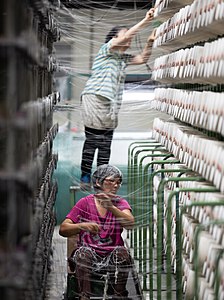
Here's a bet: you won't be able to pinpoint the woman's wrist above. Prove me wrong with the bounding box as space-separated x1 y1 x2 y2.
107 204 117 213
147 39 154 46
142 18 151 26
77 223 83 232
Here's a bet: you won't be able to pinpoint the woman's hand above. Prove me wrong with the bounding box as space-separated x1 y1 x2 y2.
147 28 157 43
110 7 155 52
95 192 118 209
94 193 135 230
144 8 155 23
80 222 101 234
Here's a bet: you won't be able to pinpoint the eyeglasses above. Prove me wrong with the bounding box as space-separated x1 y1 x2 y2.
104 178 122 185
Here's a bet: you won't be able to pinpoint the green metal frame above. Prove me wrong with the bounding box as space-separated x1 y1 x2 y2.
126 141 162 252
145 168 192 298
132 153 173 262
193 219 224 300
158 177 205 300
214 249 224 299
127 139 224 300
127 140 181 294
179 202 224 300
127 140 160 196
127 142 163 249
166 187 220 300
128 145 162 197
142 163 184 294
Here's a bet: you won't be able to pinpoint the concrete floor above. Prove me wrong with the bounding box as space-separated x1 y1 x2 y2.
44 227 67 300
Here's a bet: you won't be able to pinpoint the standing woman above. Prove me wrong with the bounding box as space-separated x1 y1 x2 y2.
80 8 156 190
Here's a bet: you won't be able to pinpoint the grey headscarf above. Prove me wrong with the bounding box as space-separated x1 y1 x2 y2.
92 164 123 191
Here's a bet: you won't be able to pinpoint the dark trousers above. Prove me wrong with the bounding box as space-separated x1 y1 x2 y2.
81 126 114 177
75 246 131 298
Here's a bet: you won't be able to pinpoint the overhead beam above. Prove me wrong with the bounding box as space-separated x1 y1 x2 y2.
60 0 153 10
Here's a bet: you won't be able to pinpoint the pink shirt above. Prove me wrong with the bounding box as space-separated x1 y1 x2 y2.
66 194 131 256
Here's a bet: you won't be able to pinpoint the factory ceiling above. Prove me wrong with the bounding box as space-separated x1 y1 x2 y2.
60 0 154 10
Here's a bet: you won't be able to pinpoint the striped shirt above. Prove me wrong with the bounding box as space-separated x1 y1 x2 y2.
82 40 132 104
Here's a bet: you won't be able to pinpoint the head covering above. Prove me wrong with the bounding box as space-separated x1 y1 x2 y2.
92 164 123 191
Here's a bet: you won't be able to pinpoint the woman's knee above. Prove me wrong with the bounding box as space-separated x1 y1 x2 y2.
114 247 131 264
74 247 94 266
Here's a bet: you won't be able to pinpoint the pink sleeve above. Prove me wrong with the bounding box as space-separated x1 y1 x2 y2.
116 198 132 211
66 198 86 223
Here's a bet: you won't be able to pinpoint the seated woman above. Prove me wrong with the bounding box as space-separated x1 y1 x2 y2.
59 164 135 300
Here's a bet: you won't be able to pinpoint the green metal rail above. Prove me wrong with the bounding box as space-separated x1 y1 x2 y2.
166 188 220 300
133 153 173 261
141 162 184 293
127 142 163 250
157 177 206 300
214 249 224 299
180 202 224 300
128 145 163 199
127 140 160 198
146 168 193 299
193 219 224 300
127 139 224 300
